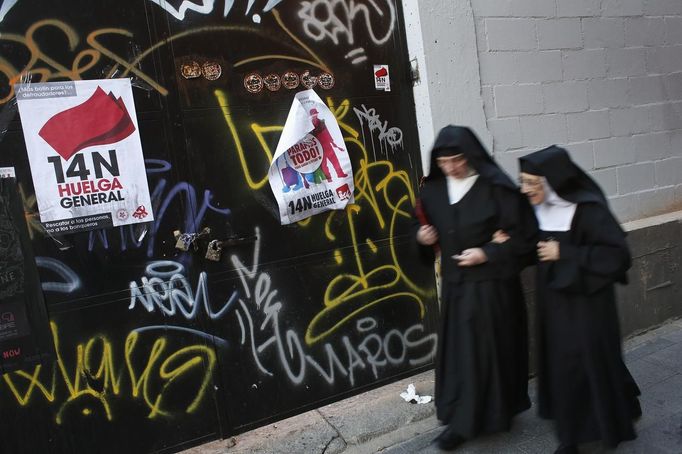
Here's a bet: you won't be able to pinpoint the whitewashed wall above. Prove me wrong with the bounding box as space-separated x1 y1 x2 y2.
405 0 682 222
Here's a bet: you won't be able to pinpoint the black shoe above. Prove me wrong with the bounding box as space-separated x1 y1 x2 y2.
434 427 466 451
554 444 578 454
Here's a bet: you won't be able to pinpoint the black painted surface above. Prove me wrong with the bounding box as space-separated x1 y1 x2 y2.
0 1 439 453
617 219 682 338
0 177 54 374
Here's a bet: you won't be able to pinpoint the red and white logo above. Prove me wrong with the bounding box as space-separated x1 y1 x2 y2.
116 209 129 221
336 184 351 201
132 205 149 219
373 65 390 92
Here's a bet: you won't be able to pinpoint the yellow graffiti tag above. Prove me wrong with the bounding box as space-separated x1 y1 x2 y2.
1 13 330 106
17 183 44 239
308 133 429 344
1 323 216 424
2 364 56 405
215 90 435 346
0 20 167 104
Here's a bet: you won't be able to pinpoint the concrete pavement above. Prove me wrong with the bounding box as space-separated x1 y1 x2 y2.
182 317 682 454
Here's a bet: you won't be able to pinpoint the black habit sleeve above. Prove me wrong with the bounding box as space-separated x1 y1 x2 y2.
480 186 538 267
411 196 437 266
546 202 631 294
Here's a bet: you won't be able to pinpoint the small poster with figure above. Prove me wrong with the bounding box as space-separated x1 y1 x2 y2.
14 78 154 235
268 89 354 225
0 167 15 179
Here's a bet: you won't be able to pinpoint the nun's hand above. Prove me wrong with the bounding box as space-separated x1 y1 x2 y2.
417 225 439 246
492 229 510 244
537 240 559 261
454 248 487 266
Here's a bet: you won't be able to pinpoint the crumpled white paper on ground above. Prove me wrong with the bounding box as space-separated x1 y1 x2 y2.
400 383 432 404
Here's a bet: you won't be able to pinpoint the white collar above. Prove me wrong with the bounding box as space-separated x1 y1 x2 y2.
534 178 577 231
446 174 478 204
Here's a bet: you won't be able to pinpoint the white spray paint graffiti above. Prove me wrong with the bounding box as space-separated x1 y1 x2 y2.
0 0 19 23
298 0 396 65
36 257 82 293
148 0 284 21
148 0 213 21
231 227 437 387
125 228 436 386
133 325 229 348
353 104 404 161
128 260 238 321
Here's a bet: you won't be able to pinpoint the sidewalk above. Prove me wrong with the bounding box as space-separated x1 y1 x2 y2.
182 318 682 454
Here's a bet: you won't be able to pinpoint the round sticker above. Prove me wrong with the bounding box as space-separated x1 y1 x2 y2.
116 209 129 221
285 134 324 173
181 61 201 79
202 61 222 80
282 71 300 90
300 70 317 89
317 72 335 90
264 73 281 91
244 72 264 93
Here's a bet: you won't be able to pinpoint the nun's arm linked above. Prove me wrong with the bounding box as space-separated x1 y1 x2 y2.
481 186 538 266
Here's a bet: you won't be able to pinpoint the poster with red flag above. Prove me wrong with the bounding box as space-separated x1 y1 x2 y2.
15 79 153 235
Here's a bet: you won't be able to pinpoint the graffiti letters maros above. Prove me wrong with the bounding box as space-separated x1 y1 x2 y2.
230 228 437 387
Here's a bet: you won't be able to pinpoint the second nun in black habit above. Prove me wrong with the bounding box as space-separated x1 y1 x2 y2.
413 126 537 450
519 146 641 454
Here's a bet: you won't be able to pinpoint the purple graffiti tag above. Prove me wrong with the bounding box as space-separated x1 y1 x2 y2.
88 159 231 257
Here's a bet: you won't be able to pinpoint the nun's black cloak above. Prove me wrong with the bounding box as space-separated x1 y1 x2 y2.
520 146 641 448
413 126 536 439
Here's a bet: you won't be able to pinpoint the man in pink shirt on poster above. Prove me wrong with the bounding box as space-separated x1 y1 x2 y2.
310 108 347 181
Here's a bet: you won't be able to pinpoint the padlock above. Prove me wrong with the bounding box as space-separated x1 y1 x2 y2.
205 239 223 261
175 233 196 251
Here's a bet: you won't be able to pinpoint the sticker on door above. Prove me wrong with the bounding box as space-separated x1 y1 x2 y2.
374 65 390 92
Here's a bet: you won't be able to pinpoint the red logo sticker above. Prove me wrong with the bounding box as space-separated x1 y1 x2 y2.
336 184 351 201
132 205 149 219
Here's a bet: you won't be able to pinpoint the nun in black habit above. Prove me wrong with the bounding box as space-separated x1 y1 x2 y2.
413 126 537 450
518 146 641 454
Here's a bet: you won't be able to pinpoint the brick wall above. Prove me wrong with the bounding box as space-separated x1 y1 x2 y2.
471 0 682 221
